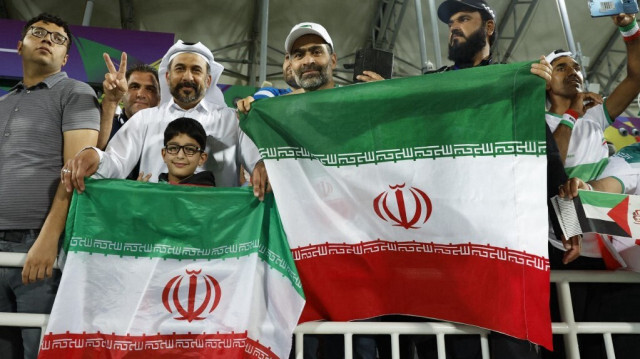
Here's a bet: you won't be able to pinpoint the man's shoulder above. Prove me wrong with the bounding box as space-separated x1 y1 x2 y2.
583 103 606 121
55 76 98 97
201 100 237 119
586 103 605 113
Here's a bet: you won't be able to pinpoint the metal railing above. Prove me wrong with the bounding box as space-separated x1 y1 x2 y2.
1 252 639 359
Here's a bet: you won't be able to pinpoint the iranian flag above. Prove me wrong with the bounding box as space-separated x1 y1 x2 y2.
241 62 552 348
39 180 304 359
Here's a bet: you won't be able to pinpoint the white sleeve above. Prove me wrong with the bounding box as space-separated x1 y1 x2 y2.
93 112 146 179
597 156 640 194
585 104 612 131
238 129 261 173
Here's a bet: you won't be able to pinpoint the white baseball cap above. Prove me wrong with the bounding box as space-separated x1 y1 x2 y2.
545 49 573 65
284 22 334 54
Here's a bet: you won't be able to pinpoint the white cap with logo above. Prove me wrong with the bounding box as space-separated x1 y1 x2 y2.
284 22 334 54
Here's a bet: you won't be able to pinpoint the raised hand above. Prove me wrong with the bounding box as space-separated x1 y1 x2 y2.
102 52 128 103
612 13 636 27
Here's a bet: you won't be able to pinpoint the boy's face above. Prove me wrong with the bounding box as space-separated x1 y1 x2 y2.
162 133 207 183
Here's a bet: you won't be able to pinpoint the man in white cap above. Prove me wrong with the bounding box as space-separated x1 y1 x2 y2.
285 22 337 92
61 40 269 199
236 22 335 115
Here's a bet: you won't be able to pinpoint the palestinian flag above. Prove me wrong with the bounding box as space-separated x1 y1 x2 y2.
241 62 552 348
39 180 304 359
552 190 640 238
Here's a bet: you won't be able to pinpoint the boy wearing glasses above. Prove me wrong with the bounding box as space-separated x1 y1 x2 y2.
157 117 215 186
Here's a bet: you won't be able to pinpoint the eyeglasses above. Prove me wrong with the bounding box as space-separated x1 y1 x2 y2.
165 144 202 156
29 26 68 46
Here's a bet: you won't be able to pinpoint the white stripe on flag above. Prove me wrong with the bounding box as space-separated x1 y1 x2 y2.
267 155 548 257
582 203 614 222
45 252 303 359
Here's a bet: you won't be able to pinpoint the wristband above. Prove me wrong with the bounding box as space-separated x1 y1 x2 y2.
560 109 579 129
620 19 640 42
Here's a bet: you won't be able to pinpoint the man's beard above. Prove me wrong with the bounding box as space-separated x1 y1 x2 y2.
294 64 330 91
448 26 487 65
171 81 202 104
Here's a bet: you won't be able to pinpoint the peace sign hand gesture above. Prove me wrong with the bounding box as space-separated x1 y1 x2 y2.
102 52 128 103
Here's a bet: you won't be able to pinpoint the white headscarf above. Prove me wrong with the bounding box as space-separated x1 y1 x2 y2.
158 40 226 108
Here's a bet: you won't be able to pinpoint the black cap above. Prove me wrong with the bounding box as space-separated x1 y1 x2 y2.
437 0 496 23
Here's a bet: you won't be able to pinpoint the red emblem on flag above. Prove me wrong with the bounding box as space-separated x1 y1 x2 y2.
373 183 433 229
162 269 221 322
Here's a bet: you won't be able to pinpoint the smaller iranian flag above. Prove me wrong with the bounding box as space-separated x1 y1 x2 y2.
552 190 640 238
39 179 304 359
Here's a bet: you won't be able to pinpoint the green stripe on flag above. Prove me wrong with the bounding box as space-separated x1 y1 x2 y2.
578 189 627 209
565 158 608 181
64 179 303 297
241 61 546 166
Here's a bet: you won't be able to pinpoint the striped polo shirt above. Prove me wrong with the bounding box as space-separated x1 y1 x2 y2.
0 71 100 229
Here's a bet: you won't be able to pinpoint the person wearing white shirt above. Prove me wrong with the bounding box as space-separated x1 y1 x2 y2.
61 40 270 199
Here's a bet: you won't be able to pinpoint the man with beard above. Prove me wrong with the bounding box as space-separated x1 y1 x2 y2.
356 0 496 81
436 0 495 71
286 22 337 92
61 40 270 200
356 0 549 80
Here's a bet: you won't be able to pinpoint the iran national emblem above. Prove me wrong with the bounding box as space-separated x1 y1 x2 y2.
374 183 433 229
162 269 221 322
633 209 640 224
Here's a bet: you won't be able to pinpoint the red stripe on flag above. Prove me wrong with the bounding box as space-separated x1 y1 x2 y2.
38 332 277 359
607 196 631 236
293 241 552 350
597 234 623 270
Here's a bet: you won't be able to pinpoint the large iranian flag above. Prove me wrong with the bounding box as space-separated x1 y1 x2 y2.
39 180 304 359
241 62 552 348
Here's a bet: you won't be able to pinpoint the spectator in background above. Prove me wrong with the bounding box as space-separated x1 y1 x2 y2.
0 13 100 359
236 54 302 114
98 55 160 181
97 54 160 150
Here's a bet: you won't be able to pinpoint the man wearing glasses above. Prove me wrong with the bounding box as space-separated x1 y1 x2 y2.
0 13 100 359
